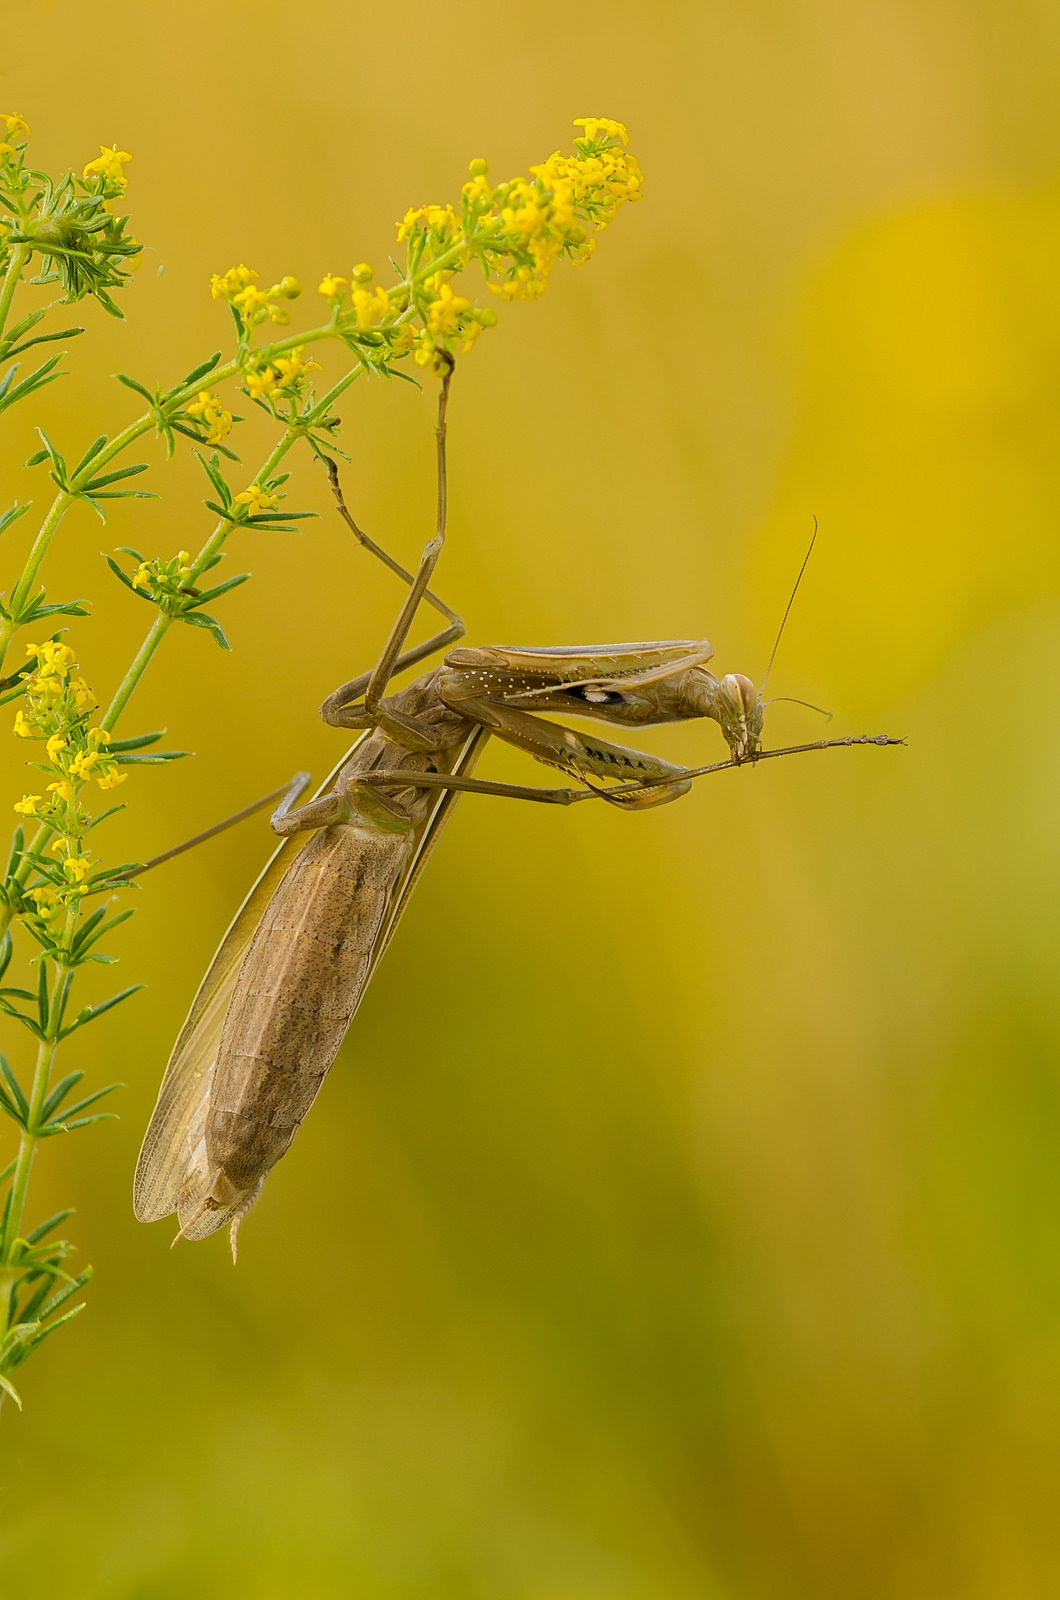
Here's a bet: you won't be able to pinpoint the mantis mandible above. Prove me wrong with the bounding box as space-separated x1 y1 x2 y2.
133 369 900 1258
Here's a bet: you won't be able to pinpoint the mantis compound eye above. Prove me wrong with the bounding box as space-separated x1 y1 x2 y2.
720 673 758 716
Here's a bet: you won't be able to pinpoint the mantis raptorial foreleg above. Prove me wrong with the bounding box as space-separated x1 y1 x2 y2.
435 694 692 807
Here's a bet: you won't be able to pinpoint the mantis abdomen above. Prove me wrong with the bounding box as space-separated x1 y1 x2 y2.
205 821 411 1197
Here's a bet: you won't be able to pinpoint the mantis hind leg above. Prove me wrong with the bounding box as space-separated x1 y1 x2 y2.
115 772 314 881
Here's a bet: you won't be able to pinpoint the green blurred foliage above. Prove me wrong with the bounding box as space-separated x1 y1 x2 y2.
2 0 1060 1595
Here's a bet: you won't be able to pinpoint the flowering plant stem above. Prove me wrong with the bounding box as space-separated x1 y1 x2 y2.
0 112 642 1408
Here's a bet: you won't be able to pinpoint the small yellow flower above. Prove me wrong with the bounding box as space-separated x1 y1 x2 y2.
132 561 154 591
97 771 127 792
62 855 92 883
573 117 629 146
45 732 67 762
70 750 99 779
83 144 132 186
396 207 425 242
462 172 493 205
210 264 258 300
13 794 40 816
70 678 97 711
47 779 73 802
426 205 459 235
388 325 417 355
186 389 233 443
0 113 29 139
271 347 320 389
425 281 472 337
86 728 111 748
233 284 270 319
12 709 33 738
411 330 452 377
243 365 278 401
27 639 75 670
318 272 348 300
234 484 279 516
351 285 389 331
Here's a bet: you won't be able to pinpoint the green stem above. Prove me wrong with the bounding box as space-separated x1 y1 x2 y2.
0 917 74 1286
99 612 172 734
1 490 73 654
0 243 30 343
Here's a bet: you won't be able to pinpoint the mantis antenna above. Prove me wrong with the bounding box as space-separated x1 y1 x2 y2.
759 516 818 699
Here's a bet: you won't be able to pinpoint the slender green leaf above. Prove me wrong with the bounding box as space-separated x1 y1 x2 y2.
114 372 155 402
82 462 149 491
36 960 48 1033
179 351 221 387
102 553 149 597
70 434 108 478
72 907 133 957
4 325 83 359
38 1071 84 1124
180 611 230 650
105 730 162 752
0 1372 24 1409
58 983 143 1038
0 502 32 537
187 573 249 607
25 1209 73 1246
0 1056 29 1122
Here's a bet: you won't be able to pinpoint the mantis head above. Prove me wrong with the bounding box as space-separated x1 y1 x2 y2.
715 671 763 763
681 667 763 764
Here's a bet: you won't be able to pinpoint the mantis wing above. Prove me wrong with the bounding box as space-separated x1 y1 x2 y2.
131 760 346 1225
133 728 487 1229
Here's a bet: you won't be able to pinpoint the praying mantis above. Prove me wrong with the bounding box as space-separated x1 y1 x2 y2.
133 369 900 1258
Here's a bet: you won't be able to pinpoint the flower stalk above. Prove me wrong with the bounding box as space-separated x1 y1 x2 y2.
0 111 643 1409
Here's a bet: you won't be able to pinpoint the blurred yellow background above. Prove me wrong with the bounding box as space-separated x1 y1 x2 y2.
3 1 1060 1595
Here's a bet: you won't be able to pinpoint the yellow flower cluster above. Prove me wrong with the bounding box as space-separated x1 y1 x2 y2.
242 345 320 403
412 274 498 372
398 118 641 335
82 144 131 189
186 389 233 444
396 205 462 245
20 826 97 921
11 642 125 918
130 549 194 605
317 263 394 327
210 265 302 329
0 111 29 158
207 120 640 384
486 120 642 302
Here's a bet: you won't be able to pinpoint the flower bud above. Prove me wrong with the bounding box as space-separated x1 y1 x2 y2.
468 158 489 177
351 263 373 284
